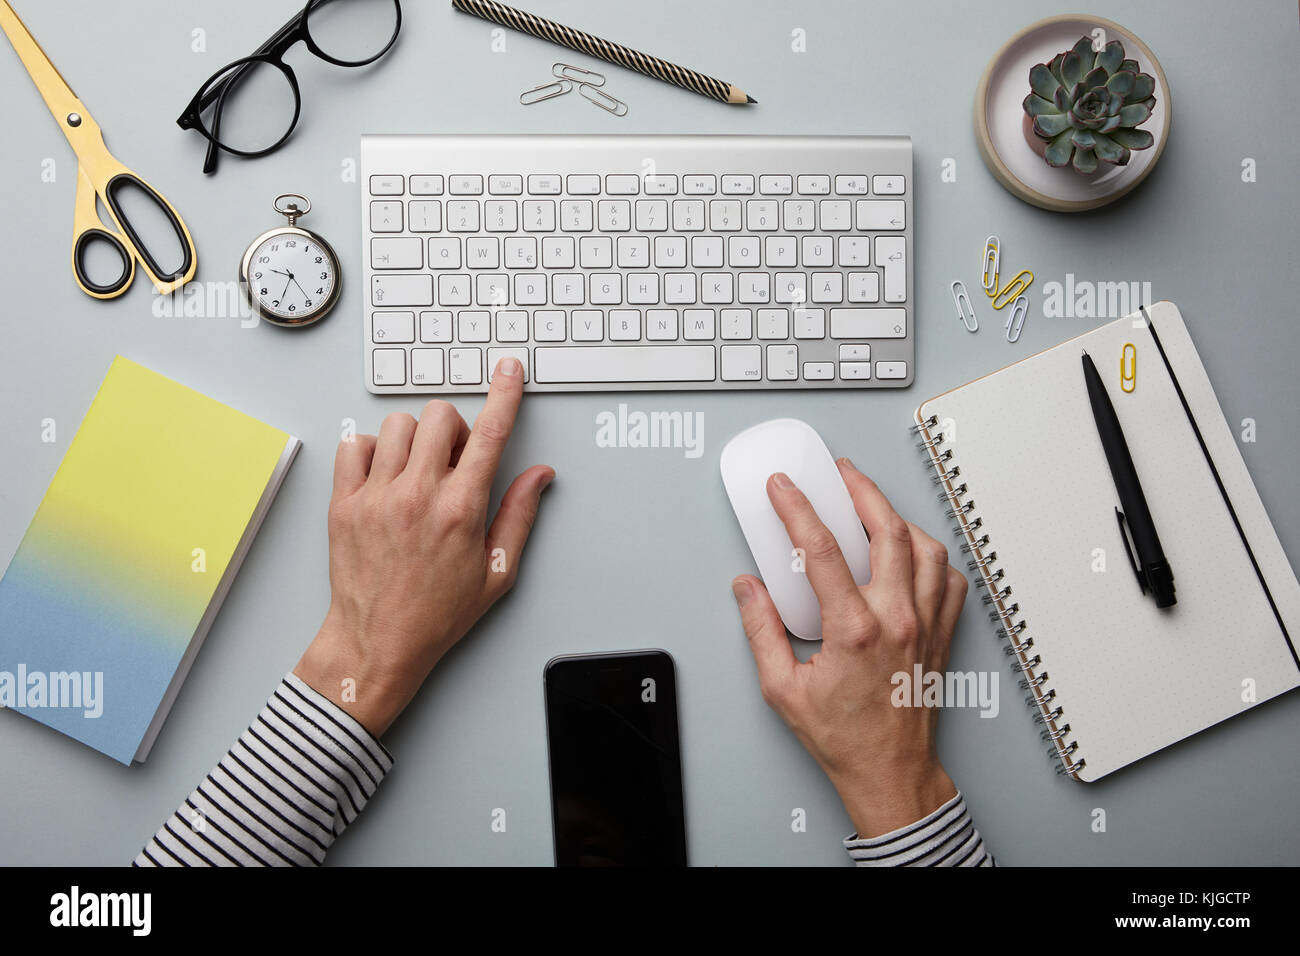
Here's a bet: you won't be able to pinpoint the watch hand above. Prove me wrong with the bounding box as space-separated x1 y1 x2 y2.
290 276 310 299
269 269 291 278
278 277 292 301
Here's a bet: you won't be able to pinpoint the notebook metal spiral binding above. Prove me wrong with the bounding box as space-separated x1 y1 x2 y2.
911 414 1085 777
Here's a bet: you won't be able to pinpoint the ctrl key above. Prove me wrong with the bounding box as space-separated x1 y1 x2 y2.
372 348 407 386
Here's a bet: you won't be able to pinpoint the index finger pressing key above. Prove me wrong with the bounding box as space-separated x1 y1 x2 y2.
454 357 525 490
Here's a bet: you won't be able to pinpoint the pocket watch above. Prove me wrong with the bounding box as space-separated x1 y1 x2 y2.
240 194 341 327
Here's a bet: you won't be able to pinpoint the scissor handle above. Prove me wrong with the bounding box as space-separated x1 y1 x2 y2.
72 169 197 299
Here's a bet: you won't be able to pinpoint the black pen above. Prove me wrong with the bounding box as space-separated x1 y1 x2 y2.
1081 351 1177 608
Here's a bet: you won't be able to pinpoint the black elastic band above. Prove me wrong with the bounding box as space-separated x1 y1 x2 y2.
1142 305 1299 672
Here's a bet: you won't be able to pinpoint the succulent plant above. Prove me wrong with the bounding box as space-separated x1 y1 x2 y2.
1023 36 1157 173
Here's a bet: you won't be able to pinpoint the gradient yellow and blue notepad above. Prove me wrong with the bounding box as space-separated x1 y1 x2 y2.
0 357 290 764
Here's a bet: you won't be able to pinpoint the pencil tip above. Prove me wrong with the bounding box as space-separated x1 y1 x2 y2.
747 95 757 104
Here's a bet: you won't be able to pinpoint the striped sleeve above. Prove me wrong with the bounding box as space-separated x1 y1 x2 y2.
844 791 995 867
133 672 393 867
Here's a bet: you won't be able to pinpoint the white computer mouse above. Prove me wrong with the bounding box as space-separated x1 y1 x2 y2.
720 418 871 641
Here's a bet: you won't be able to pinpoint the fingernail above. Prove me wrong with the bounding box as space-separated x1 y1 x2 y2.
497 358 522 378
771 472 793 489
540 470 556 491
731 578 753 606
837 456 857 472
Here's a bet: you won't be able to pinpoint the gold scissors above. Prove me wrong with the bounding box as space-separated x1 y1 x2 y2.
0 1 197 299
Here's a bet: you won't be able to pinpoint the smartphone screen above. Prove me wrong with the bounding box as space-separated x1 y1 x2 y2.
544 649 687 867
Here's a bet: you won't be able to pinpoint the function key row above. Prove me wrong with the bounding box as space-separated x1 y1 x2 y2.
368 173 906 198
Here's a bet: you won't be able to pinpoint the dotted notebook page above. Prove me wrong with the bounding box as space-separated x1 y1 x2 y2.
919 302 1300 781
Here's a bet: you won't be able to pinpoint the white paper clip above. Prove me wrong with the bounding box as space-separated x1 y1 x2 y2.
982 236 1000 295
951 279 978 332
1005 294 1029 342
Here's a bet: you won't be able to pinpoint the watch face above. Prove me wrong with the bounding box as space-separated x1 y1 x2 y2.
246 231 337 323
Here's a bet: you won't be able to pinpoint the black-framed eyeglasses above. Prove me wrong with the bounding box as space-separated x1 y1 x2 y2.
177 0 402 175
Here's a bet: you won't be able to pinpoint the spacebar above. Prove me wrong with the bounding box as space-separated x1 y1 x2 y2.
534 346 717 383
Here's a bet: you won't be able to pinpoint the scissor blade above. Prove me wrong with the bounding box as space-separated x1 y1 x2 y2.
0 0 84 128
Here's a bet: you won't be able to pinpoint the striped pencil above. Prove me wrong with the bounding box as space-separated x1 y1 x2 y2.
452 0 756 105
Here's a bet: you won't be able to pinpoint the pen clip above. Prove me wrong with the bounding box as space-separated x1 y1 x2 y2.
1115 507 1147 595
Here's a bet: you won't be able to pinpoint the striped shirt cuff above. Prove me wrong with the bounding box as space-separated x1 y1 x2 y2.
134 673 394 867
844 791 995 867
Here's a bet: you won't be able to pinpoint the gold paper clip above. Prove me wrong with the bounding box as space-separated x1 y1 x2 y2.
992 269 1033 310
578 82 628 116
520 79 572 105
981 236 1000 296
1120 343 1137 392
1005 294 1029 343
951 280 978 332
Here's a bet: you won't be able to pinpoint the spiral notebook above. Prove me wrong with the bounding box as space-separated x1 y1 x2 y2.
915 301 1300 781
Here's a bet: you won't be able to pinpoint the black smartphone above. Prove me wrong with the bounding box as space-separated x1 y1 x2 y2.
543 649 687 867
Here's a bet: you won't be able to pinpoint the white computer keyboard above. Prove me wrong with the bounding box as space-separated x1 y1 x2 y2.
361 135 912 393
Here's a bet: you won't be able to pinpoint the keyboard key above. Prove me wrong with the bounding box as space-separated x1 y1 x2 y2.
671 307 709 341
856 200 906 231
552 272 585 305
721 308 752 339
783 200 815 231
542 236 575 268
372 311 415 343
803 235 833 266
522 200 555 232
617 236 650 268
371 237 422 270
872 175 906 195
449 347 482 384
372 348 406 385
428 238 461 268
580 236 613 268
848 272 879 302
560 200 593 231
605 174 640 195
534 345 716 383
436 274 470 306
746 200 778 231
875 360 909 379
534 310 566 341
876 236 906 302
411 348 444 385
708 199 742 231
737 272 770 303
758 308 789 339
691 236 724 267
484 199 518 231
803 361 834 381
760 175 793 195
450 175 484 195
765 236 797 268
646 309 678 340
728 236 760 267
794 308 825 339
458 311 491 342
420 310 452 342
811 272 844 303
408 200 442 232
369 174 404 195
839 236 870 266
819 199 852 230
571 310 604 341
598 199 631 231
370 200 402 232
767 344 798 380
590 273 622 304
409 174 444 195
700 272 734 304
722 174 755 195
654 236 686 268
487 347 530 381
372 274 432 306
672 200 705 231
495 311 529 342
504 237 537 269
830 308 907 339
514 274 547 305
797 175 830 195
465 238 499 269
839 344 871 361
527 174 562 194
627 273 659 305
774 272 807 304
682 175 716 195
447 200 479 231
566 174 600 194
834 175 869 194
644 174 678 195
488 175 523 195
609 309 640 340
634 199 669 231
840 361 871 380
721 344 762 381
664 273 696 304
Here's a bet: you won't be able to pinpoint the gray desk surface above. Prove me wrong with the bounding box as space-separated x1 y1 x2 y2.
1 0 1297 866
